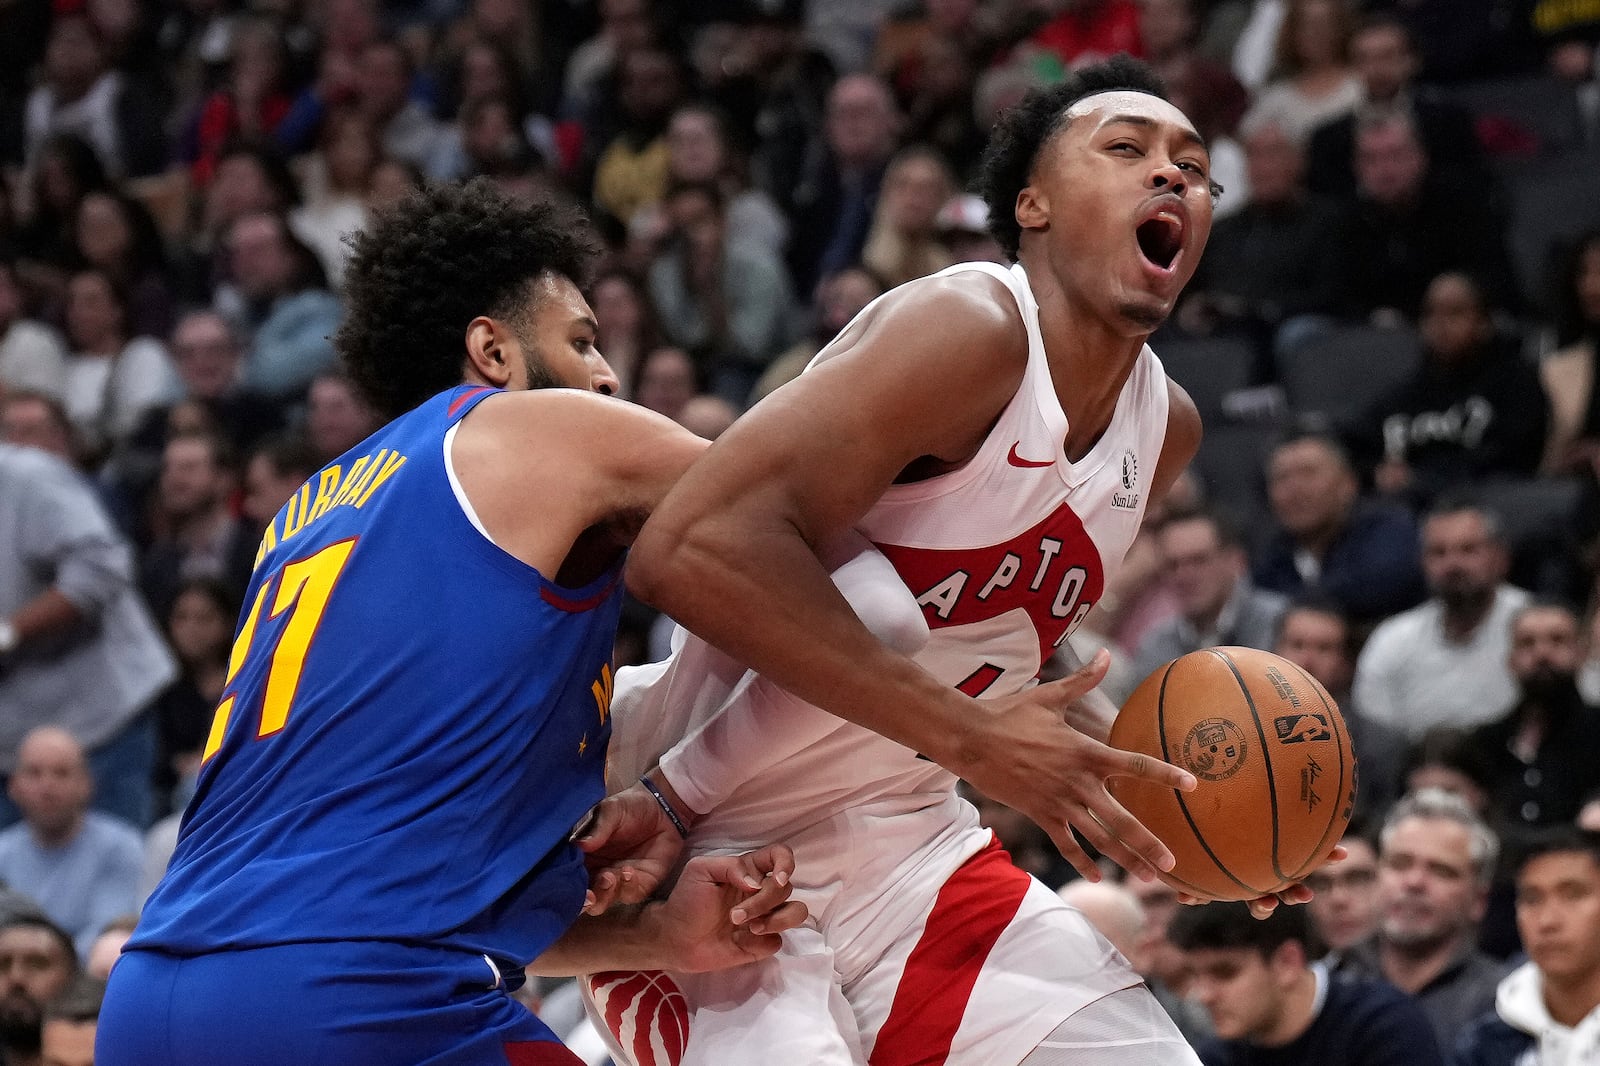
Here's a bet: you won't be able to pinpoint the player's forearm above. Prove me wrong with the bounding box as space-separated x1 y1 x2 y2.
528 904 667 977
628 522 982 774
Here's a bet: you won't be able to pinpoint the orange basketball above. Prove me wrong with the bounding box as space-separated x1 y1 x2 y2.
1107 647 1357 902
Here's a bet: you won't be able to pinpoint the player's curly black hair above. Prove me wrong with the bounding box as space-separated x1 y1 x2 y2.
976 54 1171 261
336 178 599 420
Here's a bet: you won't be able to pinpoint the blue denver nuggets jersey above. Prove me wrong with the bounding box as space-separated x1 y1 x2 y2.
131 385 623 964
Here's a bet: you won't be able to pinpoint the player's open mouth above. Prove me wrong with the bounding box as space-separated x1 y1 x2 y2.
1135 213 1184 273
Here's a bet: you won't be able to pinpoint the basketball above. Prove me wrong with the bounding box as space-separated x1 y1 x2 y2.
1107 647 1357 902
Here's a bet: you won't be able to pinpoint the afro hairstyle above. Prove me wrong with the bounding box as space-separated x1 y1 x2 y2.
336 178 599 420
976 54 1172 261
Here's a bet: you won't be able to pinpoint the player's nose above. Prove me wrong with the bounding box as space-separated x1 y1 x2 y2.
1148 160 1187 195
590 349 621 396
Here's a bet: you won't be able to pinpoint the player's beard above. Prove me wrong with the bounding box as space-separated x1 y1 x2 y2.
521 350 563 392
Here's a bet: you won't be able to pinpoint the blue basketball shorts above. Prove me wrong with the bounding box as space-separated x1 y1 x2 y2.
97 941 583 1066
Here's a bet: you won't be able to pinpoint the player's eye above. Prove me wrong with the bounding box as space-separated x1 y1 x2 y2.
1177 160 1208 178
1108 141 1141 155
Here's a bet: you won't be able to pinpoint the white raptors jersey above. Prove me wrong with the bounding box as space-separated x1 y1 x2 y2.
608 260 1171 852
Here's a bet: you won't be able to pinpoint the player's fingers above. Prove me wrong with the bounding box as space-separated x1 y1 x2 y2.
1043 822 1102 883
743 899 809 936
1100 740 1197 793
1325 844 1349 864
740 842 797 886
1031 648 1111 710
1248 895 1281 920
609 865 659 907
584 870 620 915
1076 800 1166 883
1275 882 1314 906
570 803 609 851
728 871 797 926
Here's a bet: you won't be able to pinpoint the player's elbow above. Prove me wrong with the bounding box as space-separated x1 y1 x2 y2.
625 513 703 609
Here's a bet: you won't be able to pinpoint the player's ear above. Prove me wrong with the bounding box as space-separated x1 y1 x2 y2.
1015 186 1048 233
464 316 512 387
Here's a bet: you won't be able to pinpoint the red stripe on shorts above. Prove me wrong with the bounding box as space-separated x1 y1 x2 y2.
868 835 1031 1066
501 1040 585 1065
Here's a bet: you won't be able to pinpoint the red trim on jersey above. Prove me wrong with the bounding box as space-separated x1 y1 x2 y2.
540 575 621 614
448 385 495 418
869 836 1031 1066
501 1040 585 1065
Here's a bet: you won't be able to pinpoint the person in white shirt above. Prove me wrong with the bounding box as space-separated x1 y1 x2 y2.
1353 499 1529 741
1456 827 1600 1065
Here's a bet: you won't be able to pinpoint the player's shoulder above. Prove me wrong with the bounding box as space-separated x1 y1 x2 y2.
466 387 668 446
861 267 1027 351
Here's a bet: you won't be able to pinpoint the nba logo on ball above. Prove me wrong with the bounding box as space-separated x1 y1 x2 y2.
1108 647 1358 901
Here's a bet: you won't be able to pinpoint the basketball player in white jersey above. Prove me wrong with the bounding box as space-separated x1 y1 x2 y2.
581 57 1308 1065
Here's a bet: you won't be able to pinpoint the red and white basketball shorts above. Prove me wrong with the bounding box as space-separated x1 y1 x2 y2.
583 800 1142 1066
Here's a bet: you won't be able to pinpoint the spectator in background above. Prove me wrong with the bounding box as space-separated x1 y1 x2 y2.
1141 0 1250 148
631 345 700 424
179 141 300 306
1178 117 1345 373
136 431 254 622
0 728 143 960
0 443 176 829
753 263 887 404
788 73 901 295
589 45 686 229
1540 232 1600 478
68 191 174 341
1345 788 1510 1049
561 0 658 125
150 578 235 818
23 14 165 182
59 269 178 463
1029 0 1144 68
1354 501 1529 742
1404 728 1494 816
16 135 108 296
1171 899 1443 1066
1252 432 1425 627
350 38 447 176
1581 793 1600 832
218 211 343 401
1340 111 1513 321
589 267 662 400
0 393 76 463
1462 602 1600 842
1058 879 1144 961
1305 15 1483 201
647 180 796 404
934 192 1006 265
1456 829 1600 1066
184 17 293 187
661 102 788 257
288 109 378 290
1305 833 1381 973
0 259 67 401
860 144 955 288
240 432 318 531
84 916 136 980
1273 600 1406 819
150 310 284 459
302 370 377 464
40 974 102 1066
1363 272 1548 508
1241 0 1360 146
1129 507 1288 684
0 917 78 1066
895 28 985 184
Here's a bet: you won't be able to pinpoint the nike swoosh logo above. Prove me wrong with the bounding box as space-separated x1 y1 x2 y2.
1007 442 1055 468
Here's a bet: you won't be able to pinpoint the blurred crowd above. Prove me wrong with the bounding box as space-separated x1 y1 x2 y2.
3 0 1600 1061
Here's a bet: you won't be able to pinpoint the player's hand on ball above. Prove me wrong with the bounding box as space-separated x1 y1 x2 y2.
1175 844 1350 918
574 782 686 915
964 649 1197 885
649 844 807 973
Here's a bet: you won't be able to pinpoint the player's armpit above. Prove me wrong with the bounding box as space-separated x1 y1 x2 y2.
450 389 709 575
1148 379 1202 509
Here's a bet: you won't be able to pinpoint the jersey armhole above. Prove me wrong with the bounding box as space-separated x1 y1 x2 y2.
442 421 498 547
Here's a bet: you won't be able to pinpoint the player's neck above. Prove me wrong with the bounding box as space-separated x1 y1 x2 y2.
1025 268 1147 463
1544 966 1600 1028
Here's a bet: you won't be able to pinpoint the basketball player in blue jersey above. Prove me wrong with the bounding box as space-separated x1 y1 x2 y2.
97 180 810 1066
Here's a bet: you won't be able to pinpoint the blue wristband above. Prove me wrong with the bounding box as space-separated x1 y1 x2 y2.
640 775 690 839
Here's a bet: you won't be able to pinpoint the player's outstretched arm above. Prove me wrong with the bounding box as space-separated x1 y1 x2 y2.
628 274 1197 883
528 845 805 977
